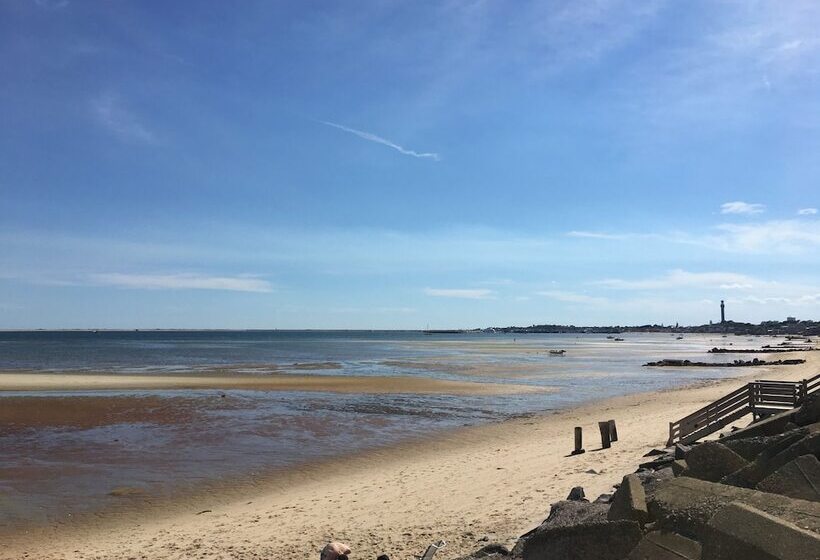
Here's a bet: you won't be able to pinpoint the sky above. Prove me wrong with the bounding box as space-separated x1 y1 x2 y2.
1 0 819 329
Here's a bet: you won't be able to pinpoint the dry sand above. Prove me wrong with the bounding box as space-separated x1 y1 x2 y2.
2 352 817 560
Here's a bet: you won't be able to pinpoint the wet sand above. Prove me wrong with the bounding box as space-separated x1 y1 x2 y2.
0 371 547 395
3 350 816 560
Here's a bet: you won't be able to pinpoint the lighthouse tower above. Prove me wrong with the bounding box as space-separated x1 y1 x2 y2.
720 300 725 324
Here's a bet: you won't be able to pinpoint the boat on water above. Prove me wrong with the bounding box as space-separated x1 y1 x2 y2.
549 349 566 356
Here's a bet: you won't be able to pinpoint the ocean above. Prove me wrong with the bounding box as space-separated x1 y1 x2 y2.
0 330 767 527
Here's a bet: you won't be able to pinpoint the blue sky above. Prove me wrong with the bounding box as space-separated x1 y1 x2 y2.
1 0 819 329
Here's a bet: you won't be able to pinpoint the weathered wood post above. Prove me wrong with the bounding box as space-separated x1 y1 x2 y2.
598 421 611 449
571 426 585 455
608 419 618 442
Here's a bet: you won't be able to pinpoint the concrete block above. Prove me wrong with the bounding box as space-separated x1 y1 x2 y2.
794 393 820 427
703 502 820 560
683 442 747 482
521 520 642 560
757 454 820 502
721 428 819 488
628 531 701 560
672 459 687 477
608 474 649 525
648 477 820 540
721 409 796 441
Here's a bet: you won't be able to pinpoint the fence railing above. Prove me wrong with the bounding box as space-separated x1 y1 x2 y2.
667 372 820 446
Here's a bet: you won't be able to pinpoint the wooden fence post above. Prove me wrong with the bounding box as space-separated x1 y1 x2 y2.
608 419 618 442
571 427 585 455
598 421 611 449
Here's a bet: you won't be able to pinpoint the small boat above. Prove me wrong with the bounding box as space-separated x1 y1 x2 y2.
676 336 683 340
606 335 615 339
549 349 566 356
613 338 625 341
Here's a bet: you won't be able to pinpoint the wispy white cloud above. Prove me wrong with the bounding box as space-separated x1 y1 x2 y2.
798 208 818 215
91 93 155 143
320 121 439 160
720 201 766 215
566 230 631 240
568 218 820 255
536 290 607 304
91 273 272 293
424 288 493 299
709 220 820 253
593 270 759 291
34 0 69 9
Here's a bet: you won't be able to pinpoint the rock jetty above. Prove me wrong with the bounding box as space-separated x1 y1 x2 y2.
643 358 806 367
454 393 820 560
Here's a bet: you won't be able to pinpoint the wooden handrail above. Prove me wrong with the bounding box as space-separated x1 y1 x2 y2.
667 373 820 445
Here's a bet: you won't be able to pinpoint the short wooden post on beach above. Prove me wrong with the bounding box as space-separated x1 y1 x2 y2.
608 419 618 442
571 426 585 455
598 421 611 449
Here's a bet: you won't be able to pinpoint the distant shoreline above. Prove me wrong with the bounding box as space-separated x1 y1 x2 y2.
1 317 817 335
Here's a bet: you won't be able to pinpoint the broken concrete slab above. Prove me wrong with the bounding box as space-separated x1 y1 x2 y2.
703 502 820 560
674 443 691 460
520 520 642 560
682 442 748 482
757 454 820 502
627 531 701 560
672 459 688 477
648 477 820 540
608 474 649 525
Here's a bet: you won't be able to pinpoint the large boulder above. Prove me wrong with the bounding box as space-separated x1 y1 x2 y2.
648 477 820 540
702 502 820 560
757 454 820 502
682 442 748 482
627 531 701 560
608 474 649 525
520 520 642 560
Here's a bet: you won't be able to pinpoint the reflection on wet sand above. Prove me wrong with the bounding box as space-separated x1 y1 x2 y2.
0 371 546 395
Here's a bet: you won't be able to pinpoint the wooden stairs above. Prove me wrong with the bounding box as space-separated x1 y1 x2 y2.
667 372 820 446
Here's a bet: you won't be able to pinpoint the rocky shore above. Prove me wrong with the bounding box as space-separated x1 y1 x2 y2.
454 394 820 560
643 358 806 367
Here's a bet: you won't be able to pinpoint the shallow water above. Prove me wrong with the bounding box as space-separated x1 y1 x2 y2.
0 331 780 528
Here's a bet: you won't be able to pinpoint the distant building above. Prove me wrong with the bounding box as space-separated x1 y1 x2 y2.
720 300 725 324
786 316 797 323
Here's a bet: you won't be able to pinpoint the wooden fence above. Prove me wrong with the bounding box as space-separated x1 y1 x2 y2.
667 372 820 446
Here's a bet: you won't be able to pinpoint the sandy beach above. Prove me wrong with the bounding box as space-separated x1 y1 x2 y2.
1 350 815 560
0 371 546 396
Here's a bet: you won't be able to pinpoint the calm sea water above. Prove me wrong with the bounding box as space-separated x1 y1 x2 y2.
0 330 772 527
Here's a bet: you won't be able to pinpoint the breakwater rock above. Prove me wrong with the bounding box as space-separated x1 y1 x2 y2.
456 393 820 560
708 347 814 354
642 358 806 367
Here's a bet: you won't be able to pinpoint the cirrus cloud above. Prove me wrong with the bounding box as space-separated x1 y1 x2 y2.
720 201 766 215
90 273 273 293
